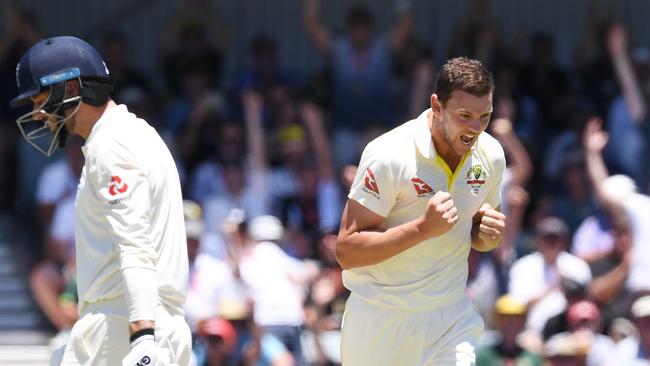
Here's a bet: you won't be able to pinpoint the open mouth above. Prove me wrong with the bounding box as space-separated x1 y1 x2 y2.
460 135 474 145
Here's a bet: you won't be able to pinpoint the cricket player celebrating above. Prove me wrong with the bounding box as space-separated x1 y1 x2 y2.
10 36 191 365
336 57 506 365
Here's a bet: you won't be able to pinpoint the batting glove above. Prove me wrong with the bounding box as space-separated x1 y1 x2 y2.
122 329 168 366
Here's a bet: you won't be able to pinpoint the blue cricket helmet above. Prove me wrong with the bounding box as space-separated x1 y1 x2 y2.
11 36 113 156
10 36 111 108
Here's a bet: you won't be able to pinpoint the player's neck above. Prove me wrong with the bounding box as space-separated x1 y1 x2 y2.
73 100 116 139
438 149 462 171
430 121 462 171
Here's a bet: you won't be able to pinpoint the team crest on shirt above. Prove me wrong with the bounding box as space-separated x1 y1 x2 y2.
465 164 487 195
411 177 434 197
362 168 380 199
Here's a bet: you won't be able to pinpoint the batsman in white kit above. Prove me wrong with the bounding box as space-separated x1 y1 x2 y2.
336 57 507 365
10 36 191 365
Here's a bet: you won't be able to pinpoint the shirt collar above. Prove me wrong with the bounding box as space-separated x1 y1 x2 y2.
414 109 436 159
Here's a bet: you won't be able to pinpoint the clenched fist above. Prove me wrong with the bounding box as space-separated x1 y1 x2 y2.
421 191 459 237
474 203 506 249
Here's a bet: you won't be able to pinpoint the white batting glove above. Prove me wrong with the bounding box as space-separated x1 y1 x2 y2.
122 331 168 366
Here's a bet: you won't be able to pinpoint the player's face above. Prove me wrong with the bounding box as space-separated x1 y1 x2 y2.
30 91 58 132
30 88 77 134
438 90 493 157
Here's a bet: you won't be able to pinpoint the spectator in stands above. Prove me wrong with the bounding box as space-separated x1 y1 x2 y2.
303 0 413 166
543 278 590 341
193 317 238 366
303 230 348 365
2 8 55 213
160 0 226 94
160 13 223 157
605 23 649 188
490 115 534 214
575 13 619 120
564 300 617 366
391 33 435 120
29 138 84 336
162 66 216 145
0 6 35 208
0 3 41 120
509 217 592 335
273 102 342 258
30 195 77 333
183 99 239 203
193 301 295 366
608 317 637 344
102 31 151 98
233 34 300 102
478 113 532 296
237 215 319 364
550 150 597 234
446 0 508 70
29 136 84 269
616 296 650 364
542 332 588 366
201 91 270 238
571 211 614 265
476 295 542 365
587 216 636 335
583 118 650 296
183 200 238 332
35 137 84 228
518 32 571 134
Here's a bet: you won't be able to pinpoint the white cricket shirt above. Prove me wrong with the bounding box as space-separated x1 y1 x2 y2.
75 104 188 315
239 241 307 326
345 109 505 310
624 193 650 291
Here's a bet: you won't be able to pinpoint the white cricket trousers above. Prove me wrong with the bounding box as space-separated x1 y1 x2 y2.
340 293 484 366
50 298 191 365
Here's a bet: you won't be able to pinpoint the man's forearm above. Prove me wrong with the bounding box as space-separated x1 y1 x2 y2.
336 217 432 270
585 150 612 205
589 263 628 304
611 52 646 122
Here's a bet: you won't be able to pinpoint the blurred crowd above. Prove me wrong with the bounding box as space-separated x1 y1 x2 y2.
2 0 650 365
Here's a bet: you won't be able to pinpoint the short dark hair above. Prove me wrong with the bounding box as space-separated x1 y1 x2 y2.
434 57 493 106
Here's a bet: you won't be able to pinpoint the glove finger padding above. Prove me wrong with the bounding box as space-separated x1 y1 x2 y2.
122 335 171 366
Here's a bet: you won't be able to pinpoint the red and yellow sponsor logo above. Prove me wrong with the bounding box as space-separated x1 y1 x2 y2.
362 168 380 198
411 177 434 197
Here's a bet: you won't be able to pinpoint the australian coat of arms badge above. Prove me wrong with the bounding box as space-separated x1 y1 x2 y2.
465 164 487 195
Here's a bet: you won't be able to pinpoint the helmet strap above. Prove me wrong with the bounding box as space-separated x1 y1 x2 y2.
58 126 69 148
80 80 113 106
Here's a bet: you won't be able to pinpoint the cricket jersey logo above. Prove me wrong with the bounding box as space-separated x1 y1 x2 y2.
465 164 486 195
108 175 128 196
411 177 434 197
362 168 380 199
